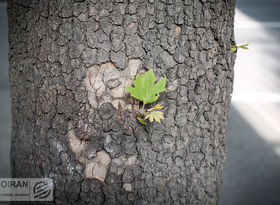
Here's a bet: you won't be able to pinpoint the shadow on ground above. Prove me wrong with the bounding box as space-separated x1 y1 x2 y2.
220 106 280 205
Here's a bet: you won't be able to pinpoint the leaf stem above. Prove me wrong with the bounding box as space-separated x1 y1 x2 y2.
141 103 145 114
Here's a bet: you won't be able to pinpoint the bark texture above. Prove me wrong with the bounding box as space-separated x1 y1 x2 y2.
8 0 236 204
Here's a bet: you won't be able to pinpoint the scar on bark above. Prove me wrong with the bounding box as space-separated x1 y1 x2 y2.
68 122 111 182
84 60 142 111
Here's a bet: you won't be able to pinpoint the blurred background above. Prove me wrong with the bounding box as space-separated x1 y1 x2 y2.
219 0 280 204
0 0 280 204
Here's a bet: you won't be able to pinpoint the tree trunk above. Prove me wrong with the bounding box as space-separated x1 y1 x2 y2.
8 0 236 204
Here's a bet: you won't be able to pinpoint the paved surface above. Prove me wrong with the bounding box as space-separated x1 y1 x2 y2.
220 0 280 204
0 0 280 204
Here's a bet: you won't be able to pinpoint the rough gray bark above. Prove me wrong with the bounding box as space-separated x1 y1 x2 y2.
8 0 236 204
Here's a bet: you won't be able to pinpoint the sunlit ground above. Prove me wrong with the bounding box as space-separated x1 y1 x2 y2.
220 3 280 204
233 8 280 155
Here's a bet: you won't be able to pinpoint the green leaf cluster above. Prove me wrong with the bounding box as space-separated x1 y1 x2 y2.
126 69 166 124
125 69 166 105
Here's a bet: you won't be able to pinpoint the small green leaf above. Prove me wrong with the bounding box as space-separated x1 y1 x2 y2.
126 69 166 104
240 45 249 49
137 117 147 125
145 111 164 123
231 47 237 53
232 44 249 52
